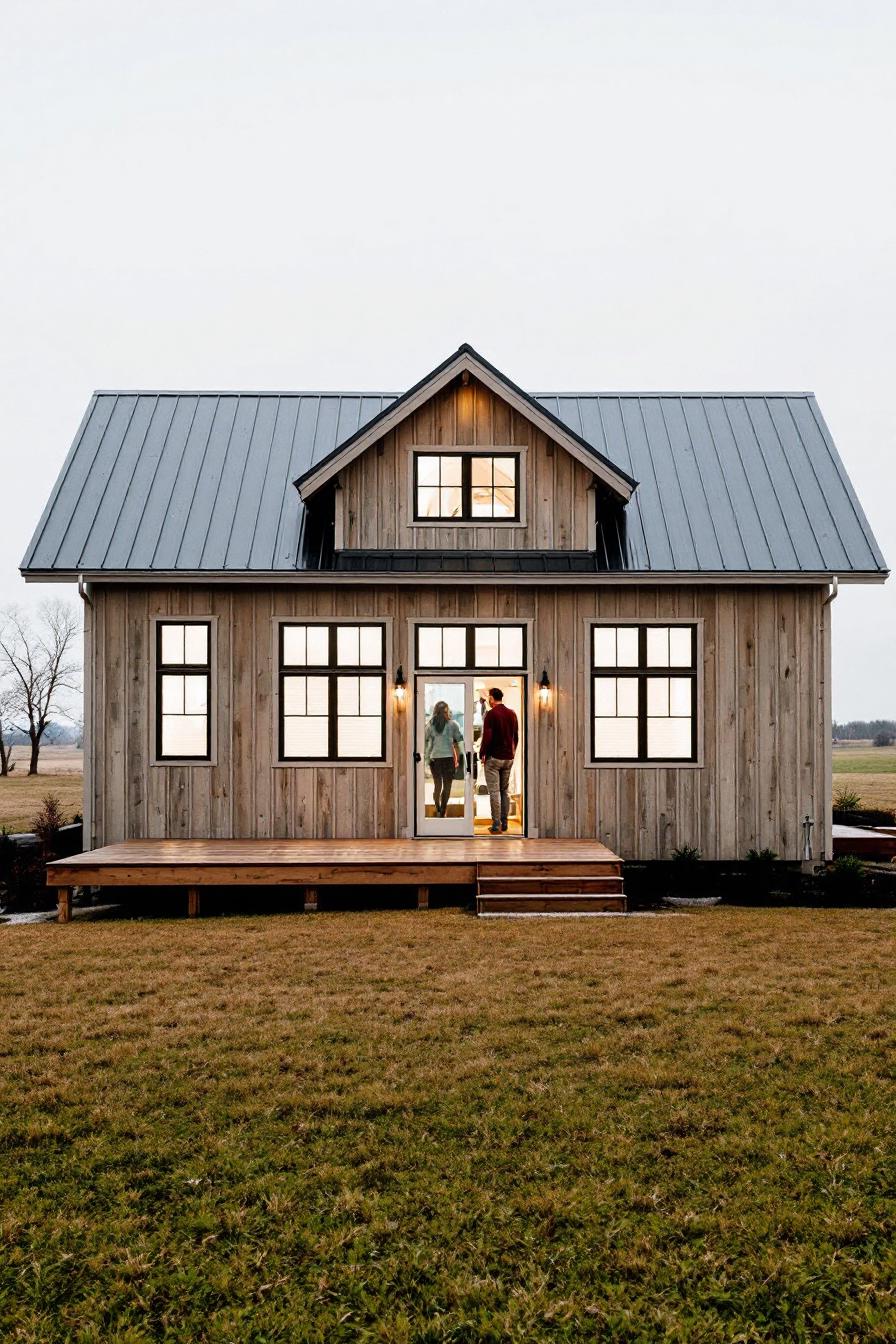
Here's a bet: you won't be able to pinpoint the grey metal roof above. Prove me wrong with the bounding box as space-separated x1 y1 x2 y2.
21 387 887 578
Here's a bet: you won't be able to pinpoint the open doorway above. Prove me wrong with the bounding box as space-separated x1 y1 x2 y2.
415 674 525 836
471 675 525 835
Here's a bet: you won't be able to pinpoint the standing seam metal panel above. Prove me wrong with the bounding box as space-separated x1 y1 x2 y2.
20 389 887 575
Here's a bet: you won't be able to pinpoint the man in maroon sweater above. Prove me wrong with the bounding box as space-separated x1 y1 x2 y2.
479 688 519 834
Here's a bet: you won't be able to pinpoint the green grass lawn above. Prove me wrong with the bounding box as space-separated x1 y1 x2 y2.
1 909 894 1342
832 744 896 775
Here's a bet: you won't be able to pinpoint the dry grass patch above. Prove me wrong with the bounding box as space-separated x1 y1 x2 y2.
832 773 896 813
832 744 896 813
1 909 894 1341
0 773 84 833
0 746 83 832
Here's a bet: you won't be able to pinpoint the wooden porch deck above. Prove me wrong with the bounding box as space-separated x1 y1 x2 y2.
47 838 625 921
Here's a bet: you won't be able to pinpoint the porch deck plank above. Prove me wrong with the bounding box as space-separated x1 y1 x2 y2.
46 837 622 888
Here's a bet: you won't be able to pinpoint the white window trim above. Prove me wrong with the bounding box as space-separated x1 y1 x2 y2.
271 616 394 768
406 445 528 529
583 617 705 770
149 615 219 767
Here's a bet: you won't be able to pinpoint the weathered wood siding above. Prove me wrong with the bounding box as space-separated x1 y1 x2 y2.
338 377 596 551
85 583 830 860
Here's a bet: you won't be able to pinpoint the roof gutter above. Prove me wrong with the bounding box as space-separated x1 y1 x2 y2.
77 573 93 606
823 575 839 606
20 568 888 588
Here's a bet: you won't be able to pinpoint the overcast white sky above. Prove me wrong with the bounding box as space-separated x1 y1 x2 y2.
1 0 892 719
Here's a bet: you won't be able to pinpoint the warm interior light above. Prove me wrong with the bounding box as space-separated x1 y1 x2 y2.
538 669 551 706
394 665 406 703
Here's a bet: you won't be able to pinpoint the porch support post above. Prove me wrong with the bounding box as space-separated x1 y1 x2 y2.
417 885 429 910
57 887 72 924
304 886 318 913
187 887 200 918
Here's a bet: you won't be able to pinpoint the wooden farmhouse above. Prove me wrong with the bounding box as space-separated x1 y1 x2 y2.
22 346 888 916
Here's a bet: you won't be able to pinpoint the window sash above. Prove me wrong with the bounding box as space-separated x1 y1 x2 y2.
279 623 387 762
591 624 697 764
414 623 527 671
155 621 212 761
413 453 521 522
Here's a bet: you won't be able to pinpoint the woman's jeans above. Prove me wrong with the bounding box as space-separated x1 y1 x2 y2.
430 757 456 816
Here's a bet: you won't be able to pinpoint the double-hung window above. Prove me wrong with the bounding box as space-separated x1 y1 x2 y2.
591 624 698 763
156 621 212 761
414 453 519 521
279 623 387 761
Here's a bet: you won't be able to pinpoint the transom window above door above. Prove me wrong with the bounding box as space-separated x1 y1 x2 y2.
413 452 520 521
415 623 526 670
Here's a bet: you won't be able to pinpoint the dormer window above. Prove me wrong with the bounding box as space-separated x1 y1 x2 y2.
414 452 520 522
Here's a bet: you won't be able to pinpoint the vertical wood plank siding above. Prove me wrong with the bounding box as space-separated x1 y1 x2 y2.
339 379 596 551
88 583 830 860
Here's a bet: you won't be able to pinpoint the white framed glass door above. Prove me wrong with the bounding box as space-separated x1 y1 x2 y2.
415 674 527 837
416 678 473 835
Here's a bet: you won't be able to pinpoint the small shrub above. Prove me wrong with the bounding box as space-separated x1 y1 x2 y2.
873 730 895 747
746 847 778 864
668 845 704 898
833 785 862 811
32 794 66 861
824 856 868 903
745 847 782 900
671 845 702 864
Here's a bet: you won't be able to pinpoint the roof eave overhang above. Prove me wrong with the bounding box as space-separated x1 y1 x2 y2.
22 568 890 586
293 345 638 504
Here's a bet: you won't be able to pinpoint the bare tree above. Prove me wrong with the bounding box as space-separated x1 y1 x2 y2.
0 602 81 775
0 686 17 776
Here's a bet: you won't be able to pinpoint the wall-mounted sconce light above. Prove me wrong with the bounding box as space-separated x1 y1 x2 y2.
394 665 407 704
538 669 551 707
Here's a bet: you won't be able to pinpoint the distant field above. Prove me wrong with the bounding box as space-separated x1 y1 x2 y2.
832 741 896 813
0 747 84 832
831 743 896 775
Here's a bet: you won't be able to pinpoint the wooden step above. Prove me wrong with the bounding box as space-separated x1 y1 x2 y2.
476 893 627 914
476 861 622 878
477 875 624 895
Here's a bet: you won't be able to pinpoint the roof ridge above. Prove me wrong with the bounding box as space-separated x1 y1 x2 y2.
90 388 817 399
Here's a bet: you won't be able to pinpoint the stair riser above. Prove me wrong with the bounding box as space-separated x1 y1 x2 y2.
477 862 622 878
478 877 623 895
477 896 627 913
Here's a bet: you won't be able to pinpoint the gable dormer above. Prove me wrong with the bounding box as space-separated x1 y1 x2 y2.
294 345 636 555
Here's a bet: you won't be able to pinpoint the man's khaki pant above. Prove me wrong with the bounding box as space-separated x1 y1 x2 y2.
483 757 513 827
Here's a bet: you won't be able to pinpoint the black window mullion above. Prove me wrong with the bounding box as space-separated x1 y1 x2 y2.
638 672 648 761
465 625 475 669
328 671 338 760
462 454 472 517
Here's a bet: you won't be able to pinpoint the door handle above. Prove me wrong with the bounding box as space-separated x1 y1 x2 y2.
413 751 421 763
465 751 472 775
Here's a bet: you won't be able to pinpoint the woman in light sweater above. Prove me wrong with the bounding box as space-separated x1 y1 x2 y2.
424 700 463 817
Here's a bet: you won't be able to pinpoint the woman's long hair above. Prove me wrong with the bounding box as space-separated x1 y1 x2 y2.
430 700 450 734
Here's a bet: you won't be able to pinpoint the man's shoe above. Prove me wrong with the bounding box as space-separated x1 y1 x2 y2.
500 822 508 832
488 824 502 834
